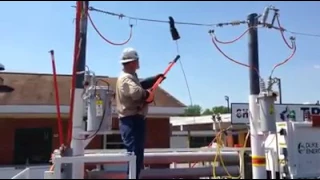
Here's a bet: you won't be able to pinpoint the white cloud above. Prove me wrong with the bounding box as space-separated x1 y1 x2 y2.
314 65 320 69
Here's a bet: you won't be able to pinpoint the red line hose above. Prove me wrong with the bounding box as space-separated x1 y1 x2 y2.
214 28 250 44
67 1 83 145
276 15 293 50
210 33 260 76
270 42 296 76
49 50 64 146
269 15 297 76
87 12 133 46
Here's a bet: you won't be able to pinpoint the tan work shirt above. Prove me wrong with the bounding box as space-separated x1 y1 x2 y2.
116 71 149 118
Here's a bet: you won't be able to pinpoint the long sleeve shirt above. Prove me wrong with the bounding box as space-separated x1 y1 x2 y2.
116 71 149 118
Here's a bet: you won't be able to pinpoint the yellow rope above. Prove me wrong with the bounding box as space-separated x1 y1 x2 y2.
212 130 250 179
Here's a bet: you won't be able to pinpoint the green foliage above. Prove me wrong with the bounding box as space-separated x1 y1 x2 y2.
183 105 229 116
183 104 202 116
202 108 213 115
211 106 229 114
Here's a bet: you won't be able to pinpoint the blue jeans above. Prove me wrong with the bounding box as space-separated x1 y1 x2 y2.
119 115 146 179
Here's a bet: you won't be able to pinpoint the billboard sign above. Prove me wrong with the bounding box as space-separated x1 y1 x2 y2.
231 103 320 124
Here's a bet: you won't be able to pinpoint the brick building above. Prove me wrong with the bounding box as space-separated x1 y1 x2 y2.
0 72 186 165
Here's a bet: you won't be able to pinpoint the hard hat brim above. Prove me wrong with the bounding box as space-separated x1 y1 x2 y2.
120 58 137 64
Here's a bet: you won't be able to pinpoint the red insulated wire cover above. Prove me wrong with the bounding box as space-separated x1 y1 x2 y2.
270 43 296 76
87 12 133 46
67 1 83 145
210 34 260 77
214 28 250 45
276 16 293 50
269 15 297 76
210 21 296 78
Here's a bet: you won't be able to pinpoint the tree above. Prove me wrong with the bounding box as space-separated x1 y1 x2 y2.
212 106 229 114
202 108 213 115
183 104 202 116
201 106 229 115
183 105 230 116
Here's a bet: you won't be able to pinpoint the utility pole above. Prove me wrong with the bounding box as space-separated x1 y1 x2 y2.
225 95 230 113
277 78 282 104
69 1 89 179
247 13 267 179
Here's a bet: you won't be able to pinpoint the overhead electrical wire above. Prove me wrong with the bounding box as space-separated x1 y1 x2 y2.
87 11 133 46
80 5 313 80
270 15 297 77
270 43 296 77
209 29 262 79
213 28 250 45
209 12 297 79
83 5 306 80
287 31 320 38
82 4 309 121
174 41 193 109
167 16 194 115
85 6 320 39
277 16 294 50
86 6 193 109
87 6 246 27
76 4 302 121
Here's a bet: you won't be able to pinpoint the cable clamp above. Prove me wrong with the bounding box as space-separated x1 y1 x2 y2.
129 18 137 27
290 36 296 41
208 29 215 35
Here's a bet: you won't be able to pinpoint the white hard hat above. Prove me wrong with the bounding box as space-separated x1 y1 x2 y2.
120 47 139 63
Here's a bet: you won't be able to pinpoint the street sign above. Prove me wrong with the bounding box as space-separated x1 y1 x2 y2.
231 103 320 124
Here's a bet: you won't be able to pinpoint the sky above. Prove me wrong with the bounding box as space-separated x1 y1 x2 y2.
1 1 320 110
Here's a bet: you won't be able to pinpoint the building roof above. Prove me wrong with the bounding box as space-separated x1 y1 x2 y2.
170 114 248 131
170 114 231 126
0 72 186 107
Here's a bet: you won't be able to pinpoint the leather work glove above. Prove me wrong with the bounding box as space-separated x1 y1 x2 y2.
140 74 166 89
155 73 166 84
145 89 155 104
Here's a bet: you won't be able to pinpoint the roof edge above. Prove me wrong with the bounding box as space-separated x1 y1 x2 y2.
157 87 187 107
0 71 186 108
0 71 109 78
0 105 186 116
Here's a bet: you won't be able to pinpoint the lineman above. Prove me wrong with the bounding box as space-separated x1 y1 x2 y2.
116 47 164 179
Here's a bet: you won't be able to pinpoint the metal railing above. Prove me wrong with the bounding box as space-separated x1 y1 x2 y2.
52 153 137 179
8 147 278 179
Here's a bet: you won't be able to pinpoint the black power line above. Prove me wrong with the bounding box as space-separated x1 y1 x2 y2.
84 6 320 38
86 6 247 28
287 30 320 38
